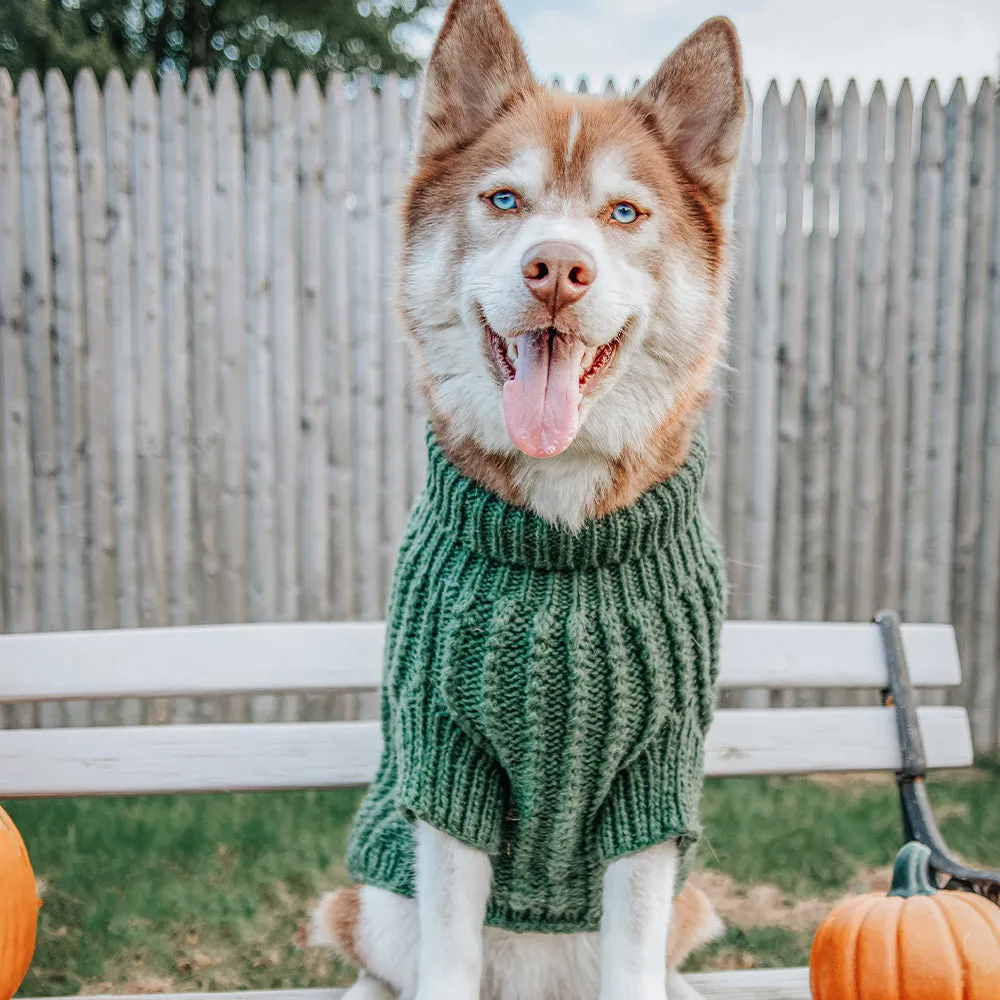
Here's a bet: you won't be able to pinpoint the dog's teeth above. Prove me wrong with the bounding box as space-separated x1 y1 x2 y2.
581 347 597 371
507 343 518 367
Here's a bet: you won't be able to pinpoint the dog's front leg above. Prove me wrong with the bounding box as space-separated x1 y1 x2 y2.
414 821 492 1000
599 840 679 1000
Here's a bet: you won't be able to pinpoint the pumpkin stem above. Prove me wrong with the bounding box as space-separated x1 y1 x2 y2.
888 841 937 898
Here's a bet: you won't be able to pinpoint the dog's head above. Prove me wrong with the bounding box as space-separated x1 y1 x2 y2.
401 0 745 527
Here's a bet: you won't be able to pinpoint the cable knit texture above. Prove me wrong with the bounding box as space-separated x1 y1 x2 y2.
346 427 726 933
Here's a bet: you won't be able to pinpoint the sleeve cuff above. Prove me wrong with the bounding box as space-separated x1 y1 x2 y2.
396 699 505 855
596 715 704 865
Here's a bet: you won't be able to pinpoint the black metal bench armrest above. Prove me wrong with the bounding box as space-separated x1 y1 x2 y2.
876 610 1000 905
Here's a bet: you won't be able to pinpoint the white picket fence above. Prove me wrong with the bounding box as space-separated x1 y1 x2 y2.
0 69 999 750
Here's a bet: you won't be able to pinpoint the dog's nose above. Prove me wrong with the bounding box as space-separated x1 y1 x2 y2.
520 241 596 313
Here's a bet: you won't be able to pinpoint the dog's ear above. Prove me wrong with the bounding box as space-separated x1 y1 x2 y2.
633 18 745 204
416 0 535 159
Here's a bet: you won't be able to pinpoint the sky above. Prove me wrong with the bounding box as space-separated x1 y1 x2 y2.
411 0 1000 102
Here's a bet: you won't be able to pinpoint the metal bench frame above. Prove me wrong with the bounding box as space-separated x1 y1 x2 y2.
877 610 1000 903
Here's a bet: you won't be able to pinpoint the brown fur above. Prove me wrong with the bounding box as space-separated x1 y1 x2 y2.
432 413 527 505
400 2 744 519
595 353 715 517
634 18 745 206
665 885 722 970
322 885 363 966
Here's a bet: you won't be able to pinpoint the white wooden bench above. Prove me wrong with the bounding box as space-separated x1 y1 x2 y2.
0 613 990 1000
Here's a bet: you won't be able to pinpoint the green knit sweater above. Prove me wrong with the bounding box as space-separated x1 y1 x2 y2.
346 428 726 934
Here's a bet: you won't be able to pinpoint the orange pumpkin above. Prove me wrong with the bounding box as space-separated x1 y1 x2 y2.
0 805 40 1000
810 841 1000 1000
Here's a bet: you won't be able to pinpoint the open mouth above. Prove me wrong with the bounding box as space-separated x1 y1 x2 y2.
486 324 623 391
480 312 627 459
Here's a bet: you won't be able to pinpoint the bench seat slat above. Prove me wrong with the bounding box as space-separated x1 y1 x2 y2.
0 621 960 703
0 707 972 798
22 968 813 1000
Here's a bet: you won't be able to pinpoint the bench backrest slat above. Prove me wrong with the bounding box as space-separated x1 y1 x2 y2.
0 706 973 798
0 620 961 702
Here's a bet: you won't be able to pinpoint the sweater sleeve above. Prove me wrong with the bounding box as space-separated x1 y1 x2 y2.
395 684 506 856
595 711 705 871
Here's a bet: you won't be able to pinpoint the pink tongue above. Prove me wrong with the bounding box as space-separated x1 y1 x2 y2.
502 332 585 458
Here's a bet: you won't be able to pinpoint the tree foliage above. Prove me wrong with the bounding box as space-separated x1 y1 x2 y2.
0 0 437 82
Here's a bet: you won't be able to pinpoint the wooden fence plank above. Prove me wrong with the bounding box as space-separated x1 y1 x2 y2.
801 81 835 627
379 75 408 584
245 71 277 633
45 70 89 644
774 81 807 624
0 70 36 646
103 67 143 719
925 81 970 630
244 71 278 721
132 71 168 637
17 72 61 654
144 70 190 718
880 81 915 611
828 80 861 623
903 82 944 623
213 69 247 630
324 76 355 623
921 82 970 708
271 70 300 628
351 79 383 619
747 83 783 629
953 81 995 722
73 69 118 640
160 70 192 632
851 83 889 622
724 84 755 618
972 88 1000 751
186 68 226 723
296 73 329 722
297 73 329 629
0 69 37 728
103 69 139 657
744 83 783 710
45 71 90 727
187 69 220 631
73 70 116 635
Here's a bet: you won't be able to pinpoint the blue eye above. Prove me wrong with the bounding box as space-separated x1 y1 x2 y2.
612 202 639 224
490 190 518 211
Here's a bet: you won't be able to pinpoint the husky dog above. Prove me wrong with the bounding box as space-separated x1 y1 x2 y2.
305 2 745 998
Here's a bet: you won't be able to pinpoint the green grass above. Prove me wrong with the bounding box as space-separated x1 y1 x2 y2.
699 762 1000 895
6 763 999 996
9 789 366 997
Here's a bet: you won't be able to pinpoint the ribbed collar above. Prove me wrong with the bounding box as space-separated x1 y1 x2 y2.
422 427 709 571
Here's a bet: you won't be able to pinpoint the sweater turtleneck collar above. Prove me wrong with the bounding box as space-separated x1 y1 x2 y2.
421 427 709 572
